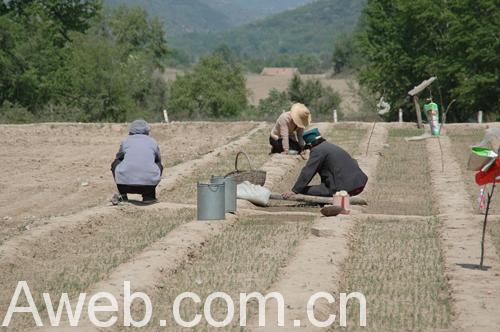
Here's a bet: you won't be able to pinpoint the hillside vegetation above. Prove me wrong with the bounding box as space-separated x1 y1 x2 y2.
106 0 232 36
198 0 314 26
105 0 314 36
171 0 365 59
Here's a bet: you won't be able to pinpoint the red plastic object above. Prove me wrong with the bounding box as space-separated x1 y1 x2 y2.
475 158 500 185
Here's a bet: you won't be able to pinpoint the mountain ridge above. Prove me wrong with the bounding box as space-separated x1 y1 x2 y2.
105 0 314 36
171 0 365 59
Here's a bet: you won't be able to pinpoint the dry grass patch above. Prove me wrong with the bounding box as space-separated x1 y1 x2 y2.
164 126 273 204
0 208 195 330
324 124 367 157
131 215 313 331
335 217 451 331
366 128 436 216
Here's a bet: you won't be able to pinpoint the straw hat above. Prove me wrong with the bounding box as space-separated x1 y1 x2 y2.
290 103 311 129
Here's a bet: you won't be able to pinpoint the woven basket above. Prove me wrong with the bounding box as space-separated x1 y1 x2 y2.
225 151 266 186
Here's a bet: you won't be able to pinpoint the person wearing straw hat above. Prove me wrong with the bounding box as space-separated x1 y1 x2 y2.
110 119 163 205
283 128 368 199
269 103 311 154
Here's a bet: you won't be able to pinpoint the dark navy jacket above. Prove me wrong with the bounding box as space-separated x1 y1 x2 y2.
292 141 368 195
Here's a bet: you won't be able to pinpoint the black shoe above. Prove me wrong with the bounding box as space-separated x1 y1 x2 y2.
141 198 158 205
111 194 128 205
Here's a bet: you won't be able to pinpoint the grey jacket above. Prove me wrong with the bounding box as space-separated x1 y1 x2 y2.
113 121 163 186
292 141 368 195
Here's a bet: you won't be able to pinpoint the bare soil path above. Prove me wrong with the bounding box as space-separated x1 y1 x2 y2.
0 122 257 241
427 135 500 332
249 123 387 331
37 124 324 331
0 122 263 247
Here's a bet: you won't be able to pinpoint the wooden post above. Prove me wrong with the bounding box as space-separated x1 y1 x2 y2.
480 179 496 269
413 96 423 129
478 111 483 124
333 109 338 123
163 109 169 123
408 77 437 129
398 108 403 123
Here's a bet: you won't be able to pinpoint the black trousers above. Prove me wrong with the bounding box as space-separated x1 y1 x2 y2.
301 183 332 197
117 184 157 201
269 137 302 154
111 162 157 201
299 183 366 197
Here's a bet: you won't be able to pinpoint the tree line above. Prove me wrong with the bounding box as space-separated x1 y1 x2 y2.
0 0 167 123
333 0 499 122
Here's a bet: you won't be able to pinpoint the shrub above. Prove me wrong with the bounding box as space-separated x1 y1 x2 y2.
288 74 342 117
257 89 292 120
167 53 247 119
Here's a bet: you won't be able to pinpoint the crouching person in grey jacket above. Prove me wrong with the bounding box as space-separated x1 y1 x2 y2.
283 128 368 199
111 119 163 205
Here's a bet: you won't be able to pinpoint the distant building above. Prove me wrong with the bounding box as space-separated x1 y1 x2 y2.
260 67 300 77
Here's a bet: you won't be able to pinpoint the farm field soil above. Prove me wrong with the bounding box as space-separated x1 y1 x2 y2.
0 122 255 243
0 208 195 330
165 125 272 204
365 127 436 216
130 215 314 332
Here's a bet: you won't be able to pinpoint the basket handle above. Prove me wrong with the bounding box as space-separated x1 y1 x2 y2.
235 151 253 172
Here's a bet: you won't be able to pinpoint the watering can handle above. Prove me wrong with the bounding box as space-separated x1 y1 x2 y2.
235 151 253 172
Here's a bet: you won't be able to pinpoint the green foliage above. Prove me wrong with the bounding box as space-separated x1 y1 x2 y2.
106 0 232 36
332 32 365 74
357 0 500 121
257 89 292 120
0 101 34 124
172 0 365 65
0 1 169 123
256 74 342 121
167 52 248 119
105 0 313 36
4 0 102 42
105 5 167 66
51 33 137 122
287 74 342 117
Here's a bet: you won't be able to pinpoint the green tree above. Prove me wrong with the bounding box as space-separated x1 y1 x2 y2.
332 32 364 73
257 89 292 120
357 0 499 121
105 5 167 65
167 52 248 119
4 0 101 42
287 74 342 117
0 1 169 123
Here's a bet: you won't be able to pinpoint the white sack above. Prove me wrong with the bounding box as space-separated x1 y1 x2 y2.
237 181 271 207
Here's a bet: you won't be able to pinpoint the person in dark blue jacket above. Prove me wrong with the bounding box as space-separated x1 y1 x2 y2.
283 128 368 199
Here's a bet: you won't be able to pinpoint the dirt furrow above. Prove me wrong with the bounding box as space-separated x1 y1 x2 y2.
37 124 328 331
38 216 236 331
157 122 267 195
249 123 387 331
0 123 266 259
427 135 500 332
0 122 257 228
